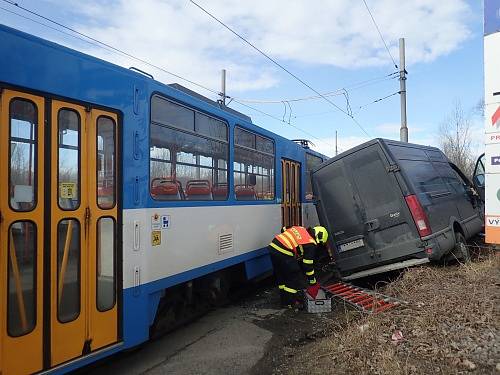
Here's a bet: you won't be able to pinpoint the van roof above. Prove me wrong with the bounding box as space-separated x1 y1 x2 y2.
313 138 445 173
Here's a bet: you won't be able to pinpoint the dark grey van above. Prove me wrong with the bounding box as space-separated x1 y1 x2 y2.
312 139 483 280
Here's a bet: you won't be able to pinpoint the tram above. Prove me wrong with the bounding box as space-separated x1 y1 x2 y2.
0 25 326 374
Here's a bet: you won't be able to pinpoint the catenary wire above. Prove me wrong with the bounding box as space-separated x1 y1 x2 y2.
356 91 401 112
189 0 371 137
232 99 338 148
232 73 398 104
362 0 398 70
0 0 220 95
295 90 400 118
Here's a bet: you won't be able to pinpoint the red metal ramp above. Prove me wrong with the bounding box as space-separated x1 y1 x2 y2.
323 281 404 314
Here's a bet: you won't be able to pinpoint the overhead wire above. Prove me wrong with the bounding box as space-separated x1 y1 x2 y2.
293 90 399 119
0 0 220 95
232 99 336 149
232 72 398 104
356 91 401 113
189 0 371 138
362 0 398 70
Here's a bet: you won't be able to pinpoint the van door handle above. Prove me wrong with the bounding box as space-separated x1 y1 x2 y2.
365 219 380 231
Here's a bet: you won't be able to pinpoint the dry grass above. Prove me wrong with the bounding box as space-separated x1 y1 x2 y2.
277 251 500 375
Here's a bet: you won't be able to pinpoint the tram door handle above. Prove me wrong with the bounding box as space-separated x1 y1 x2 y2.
84 207 91 236
133 221 140 251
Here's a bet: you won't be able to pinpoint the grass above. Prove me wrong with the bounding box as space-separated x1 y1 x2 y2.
278 250 499 375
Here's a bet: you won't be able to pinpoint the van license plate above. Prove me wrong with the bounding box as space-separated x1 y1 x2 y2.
339 239 364 252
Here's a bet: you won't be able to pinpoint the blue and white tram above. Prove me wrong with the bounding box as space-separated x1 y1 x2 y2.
0 25 325 374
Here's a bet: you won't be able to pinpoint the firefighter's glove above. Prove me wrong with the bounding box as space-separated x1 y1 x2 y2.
307 283 321 299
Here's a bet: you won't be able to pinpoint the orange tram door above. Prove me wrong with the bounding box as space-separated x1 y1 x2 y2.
0 90 120 374
281 159 302 227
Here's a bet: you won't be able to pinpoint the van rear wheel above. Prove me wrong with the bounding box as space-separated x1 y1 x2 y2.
450 232 471 263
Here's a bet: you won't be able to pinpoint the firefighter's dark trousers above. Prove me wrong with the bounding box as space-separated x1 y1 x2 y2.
268 246 305 305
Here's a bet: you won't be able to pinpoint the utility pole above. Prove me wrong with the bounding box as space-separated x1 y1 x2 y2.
399 38 408 142
335 130 338 156
220 69 226 106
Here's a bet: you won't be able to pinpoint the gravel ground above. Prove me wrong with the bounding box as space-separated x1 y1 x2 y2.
250 248 500 375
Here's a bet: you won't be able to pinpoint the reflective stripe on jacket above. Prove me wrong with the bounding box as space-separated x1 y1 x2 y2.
274 226 316 255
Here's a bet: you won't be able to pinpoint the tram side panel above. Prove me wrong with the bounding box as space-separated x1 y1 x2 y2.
120 204 281 346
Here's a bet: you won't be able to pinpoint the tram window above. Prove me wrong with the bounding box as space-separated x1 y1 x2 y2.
234 127 255 149
256 135 274 154
97 217 116 312
195 112 227 141
150 124 229 200
9 99 37 212
97 116 116 209
7 221 36 337
57 219 81 323
150 125 229 200
305 153 323 200
58 109 81 210
234 127 275 201
151 95 194 132
150 97 229 201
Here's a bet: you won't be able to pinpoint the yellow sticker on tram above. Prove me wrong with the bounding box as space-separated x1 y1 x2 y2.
60 182 77 199
152 230 161 246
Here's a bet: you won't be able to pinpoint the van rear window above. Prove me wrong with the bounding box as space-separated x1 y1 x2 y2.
389 145 428 161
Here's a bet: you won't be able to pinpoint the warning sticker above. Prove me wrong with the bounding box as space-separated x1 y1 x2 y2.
161 215 170 229
60 182 77 199
151 213 161 230
152 231 161 246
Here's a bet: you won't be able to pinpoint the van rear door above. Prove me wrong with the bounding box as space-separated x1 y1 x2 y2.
314 143 421 275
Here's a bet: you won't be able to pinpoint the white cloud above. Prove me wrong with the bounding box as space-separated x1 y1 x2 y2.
48 0 473 94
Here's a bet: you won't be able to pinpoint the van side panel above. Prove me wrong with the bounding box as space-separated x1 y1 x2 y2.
434 162 483 238
387 144 460 233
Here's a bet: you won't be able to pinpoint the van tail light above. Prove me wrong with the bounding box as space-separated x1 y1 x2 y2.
405 195 432 237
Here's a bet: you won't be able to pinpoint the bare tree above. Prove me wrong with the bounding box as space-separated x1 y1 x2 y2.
439 100 477 178
472 98 485 118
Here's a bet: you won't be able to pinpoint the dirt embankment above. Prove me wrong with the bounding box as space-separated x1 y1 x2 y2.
255 250 500 375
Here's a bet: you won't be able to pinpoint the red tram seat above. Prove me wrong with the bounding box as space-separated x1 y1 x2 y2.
235 185 256 200
212 183 228 200
97 186 115 208
151 177 182 200
186 180 212 200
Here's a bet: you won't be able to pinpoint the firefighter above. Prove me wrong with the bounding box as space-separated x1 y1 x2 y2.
268 225 329 308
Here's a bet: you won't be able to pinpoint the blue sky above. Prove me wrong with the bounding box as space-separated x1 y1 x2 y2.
0 0 485 157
